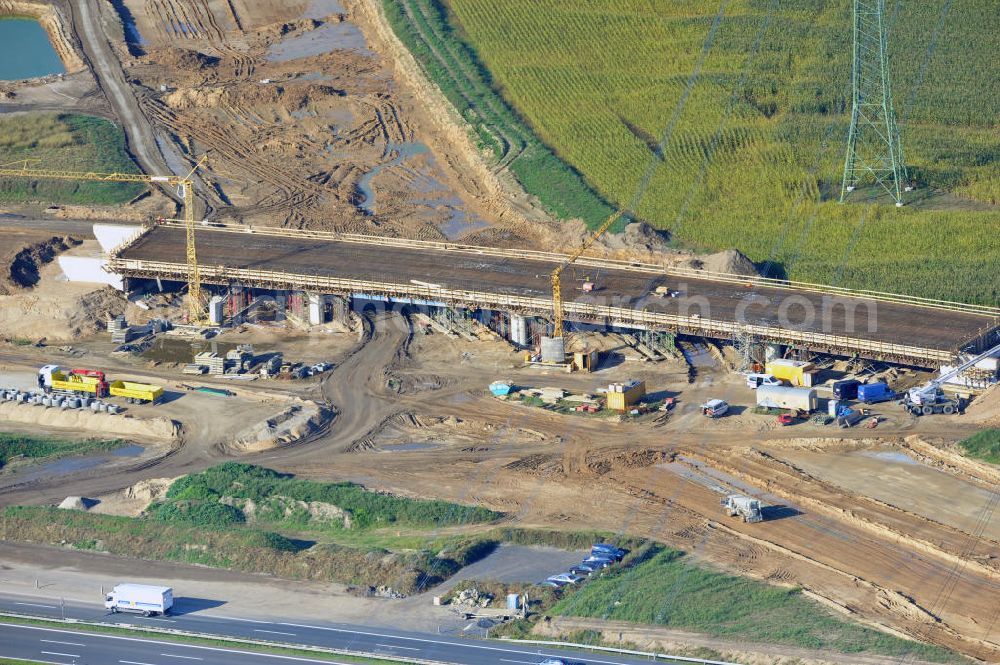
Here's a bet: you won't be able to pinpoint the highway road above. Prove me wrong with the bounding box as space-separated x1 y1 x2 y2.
120 225 997 355
0 592 687 665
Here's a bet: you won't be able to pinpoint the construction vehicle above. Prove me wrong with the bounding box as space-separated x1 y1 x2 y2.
903 342 1000 416
721 494 763 523
109 380 164 405
38 365 109 397
857 382 896 404
700 399 729 418
550 209 625 339
0 158 207 322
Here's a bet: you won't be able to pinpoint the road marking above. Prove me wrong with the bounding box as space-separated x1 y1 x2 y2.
499 660 534 664
376 643 419 651
41 640 86 647
278 622 637 665
253 629 297 636
41 652 81 658
199 614 273 624
16 602 57 609
161 654 203 660
120 660 157 665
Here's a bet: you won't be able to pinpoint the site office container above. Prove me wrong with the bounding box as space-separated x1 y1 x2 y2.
606 379 646 412
765 359 817 387
756 385 818 412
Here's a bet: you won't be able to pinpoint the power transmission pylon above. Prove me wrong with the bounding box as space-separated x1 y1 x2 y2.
840 0 911 207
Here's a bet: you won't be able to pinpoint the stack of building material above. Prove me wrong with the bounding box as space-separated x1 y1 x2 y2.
194 352 227 375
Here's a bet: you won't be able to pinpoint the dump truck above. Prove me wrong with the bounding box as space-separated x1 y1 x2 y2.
38 365 109 397
104 583 173 616
721 495 763 523
109 380 164 404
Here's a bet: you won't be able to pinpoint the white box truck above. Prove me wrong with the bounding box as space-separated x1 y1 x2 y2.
105 584 173 616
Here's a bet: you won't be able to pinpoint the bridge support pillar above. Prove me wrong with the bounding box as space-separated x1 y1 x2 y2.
510 314 530 348
766 344 784 362
307 293 327 326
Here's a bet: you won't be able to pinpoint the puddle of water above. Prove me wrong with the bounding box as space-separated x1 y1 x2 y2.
856 449 919 466
0 19 65 80
267 21 370 63
440 209 490 240
109 0 146 51
303 0 346 19
381 442 437 452
356 142 429 214
7 444 144 484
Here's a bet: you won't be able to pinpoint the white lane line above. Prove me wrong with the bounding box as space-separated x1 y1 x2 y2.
120 660 157 665
376 643 420 651
278 621 637 665
499 660 534 664
41 652 81 658
41 640 86 647
16 602 57 609
161 654 203 660
253 629 297 636
199 614 273 625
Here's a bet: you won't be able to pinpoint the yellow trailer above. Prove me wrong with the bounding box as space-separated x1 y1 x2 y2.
765 360 816 387
109 380 164 404
51 373 106 396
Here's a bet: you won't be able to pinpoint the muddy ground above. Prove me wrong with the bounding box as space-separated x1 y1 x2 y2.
1 309 999 661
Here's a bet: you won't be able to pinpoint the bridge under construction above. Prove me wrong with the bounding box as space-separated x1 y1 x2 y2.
109 223 999 368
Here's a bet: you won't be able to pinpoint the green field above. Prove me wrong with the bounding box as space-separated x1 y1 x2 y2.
0 432 125 470
389 0 1000 304
958 428 1000 465
0 463 502 593
0 113 145 204
550 546 961 662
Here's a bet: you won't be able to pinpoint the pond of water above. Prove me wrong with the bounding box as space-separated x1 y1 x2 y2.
0 18 64 80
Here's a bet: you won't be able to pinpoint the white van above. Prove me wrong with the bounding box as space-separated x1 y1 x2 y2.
746 373 782 389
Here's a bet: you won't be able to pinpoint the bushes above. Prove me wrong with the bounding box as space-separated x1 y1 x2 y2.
150 501 246 528
163 463 502 530
958 429 1000 465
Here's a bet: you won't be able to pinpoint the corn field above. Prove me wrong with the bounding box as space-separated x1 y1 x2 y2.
394 0 999 304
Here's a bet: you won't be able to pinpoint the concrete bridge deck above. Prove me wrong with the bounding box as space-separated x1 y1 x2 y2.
110 225 999 367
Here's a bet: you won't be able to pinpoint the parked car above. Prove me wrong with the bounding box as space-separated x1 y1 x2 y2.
746 373 782 389
574 560 606 574
568 565 594 577
700 399 729 418
591 543 626 560
539 659 567 665
580 556 613 570
546 573 584 586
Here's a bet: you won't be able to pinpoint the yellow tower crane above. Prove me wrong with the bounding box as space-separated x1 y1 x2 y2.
550 208 625 337
0 158 207 323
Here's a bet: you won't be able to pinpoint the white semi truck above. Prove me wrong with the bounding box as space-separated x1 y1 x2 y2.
105 583 174 616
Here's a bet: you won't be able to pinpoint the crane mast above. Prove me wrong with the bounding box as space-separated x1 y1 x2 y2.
550 209 624 338
0 158 206 323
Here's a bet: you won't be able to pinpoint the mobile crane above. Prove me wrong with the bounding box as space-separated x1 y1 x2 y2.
903 342 1000 416
0 157 207 323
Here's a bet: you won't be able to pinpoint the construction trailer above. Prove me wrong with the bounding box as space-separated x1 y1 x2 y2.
765 359 817 387
606 379 646 412
571 349 600 372
721 495 763 523
108 381 164 404
756 385 818 412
